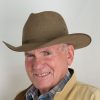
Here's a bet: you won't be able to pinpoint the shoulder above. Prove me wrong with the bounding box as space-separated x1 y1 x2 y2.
74 81 100 99
14 85 32 100
14 89 27 100
76 81 100 92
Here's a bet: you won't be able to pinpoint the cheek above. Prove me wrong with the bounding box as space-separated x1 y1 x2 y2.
25 59 33 72
44 56 56 66
45 55 67 70
52 55 68 76
45 56 61 72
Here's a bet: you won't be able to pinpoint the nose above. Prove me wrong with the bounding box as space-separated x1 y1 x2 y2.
32 57 45 69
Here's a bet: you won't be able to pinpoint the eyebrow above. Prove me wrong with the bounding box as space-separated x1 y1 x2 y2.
24 47 53 54
24 52 32 56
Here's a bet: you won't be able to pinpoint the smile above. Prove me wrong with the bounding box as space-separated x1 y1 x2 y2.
34 72 50 77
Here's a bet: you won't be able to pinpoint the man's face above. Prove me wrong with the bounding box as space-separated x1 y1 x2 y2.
25 44 74 94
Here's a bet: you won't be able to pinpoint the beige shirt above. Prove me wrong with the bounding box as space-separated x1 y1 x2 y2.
54 70 100 100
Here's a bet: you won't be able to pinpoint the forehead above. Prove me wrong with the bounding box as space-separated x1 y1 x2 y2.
25 44 64 53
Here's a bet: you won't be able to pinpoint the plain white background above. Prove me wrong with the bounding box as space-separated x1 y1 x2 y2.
0 0 100 100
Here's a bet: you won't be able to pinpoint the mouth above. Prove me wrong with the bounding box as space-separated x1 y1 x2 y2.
33 72 51 77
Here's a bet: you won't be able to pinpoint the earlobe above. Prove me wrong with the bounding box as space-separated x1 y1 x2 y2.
67 45 74 66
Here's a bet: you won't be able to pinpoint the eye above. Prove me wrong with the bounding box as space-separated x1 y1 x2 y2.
25 53 35 58
42 51 51 56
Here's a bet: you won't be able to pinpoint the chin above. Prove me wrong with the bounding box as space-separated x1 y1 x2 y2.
37 82 51 88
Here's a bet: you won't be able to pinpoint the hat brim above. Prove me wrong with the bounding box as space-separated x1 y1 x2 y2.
3 33 91 52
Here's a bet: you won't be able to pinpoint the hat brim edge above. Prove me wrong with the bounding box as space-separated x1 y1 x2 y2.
3 33 91 52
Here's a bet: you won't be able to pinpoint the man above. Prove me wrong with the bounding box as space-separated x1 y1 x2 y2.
3 11 100 100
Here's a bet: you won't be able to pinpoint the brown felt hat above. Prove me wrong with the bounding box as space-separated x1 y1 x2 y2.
3 11 91 52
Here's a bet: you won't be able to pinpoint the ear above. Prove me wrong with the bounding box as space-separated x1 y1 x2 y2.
66 45 74 66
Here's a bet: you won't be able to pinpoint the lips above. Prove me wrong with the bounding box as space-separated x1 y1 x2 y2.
33 72 50 77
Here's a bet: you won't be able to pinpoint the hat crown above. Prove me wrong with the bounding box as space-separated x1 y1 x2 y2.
22 11 68 44
3 11 91 52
